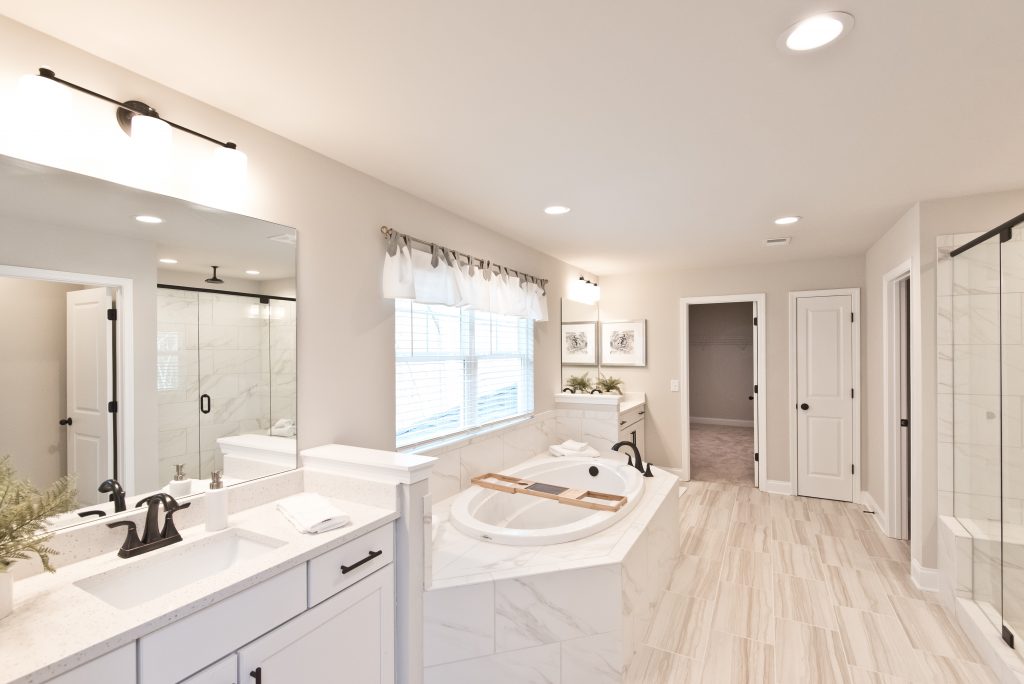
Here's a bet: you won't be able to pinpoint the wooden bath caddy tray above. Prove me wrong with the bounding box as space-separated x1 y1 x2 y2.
469 473 627 512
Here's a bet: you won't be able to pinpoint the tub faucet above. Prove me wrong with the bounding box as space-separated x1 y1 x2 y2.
612 441 653 477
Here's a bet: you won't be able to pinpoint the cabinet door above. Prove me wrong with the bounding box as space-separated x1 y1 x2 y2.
47 644 135 684
238 565 395 684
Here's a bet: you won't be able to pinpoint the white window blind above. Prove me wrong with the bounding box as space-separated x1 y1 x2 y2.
395 299 534 448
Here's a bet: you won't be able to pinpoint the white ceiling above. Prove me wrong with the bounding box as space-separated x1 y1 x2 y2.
2 1 1023 274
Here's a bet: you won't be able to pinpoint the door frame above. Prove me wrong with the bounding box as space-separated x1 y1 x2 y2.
788 288 861 502
882 262 914 539
679 293 767 487
0 264 135 492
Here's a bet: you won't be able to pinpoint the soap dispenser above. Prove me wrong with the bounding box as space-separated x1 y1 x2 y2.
206 470 228 532
168 464 191 497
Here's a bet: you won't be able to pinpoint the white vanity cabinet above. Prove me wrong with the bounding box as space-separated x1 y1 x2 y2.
46 644 136 684
238 564 395 684
618 404 646 457
131 522 395 684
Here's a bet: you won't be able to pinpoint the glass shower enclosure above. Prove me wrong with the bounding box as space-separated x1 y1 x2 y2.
950 211 1024 648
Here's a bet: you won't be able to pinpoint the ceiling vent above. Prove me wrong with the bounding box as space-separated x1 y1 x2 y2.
764 237 792 247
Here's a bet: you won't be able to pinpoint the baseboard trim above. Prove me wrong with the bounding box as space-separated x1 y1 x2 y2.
761 479 793 495
691 417 755 428
859 490 890 537
911 558 940 593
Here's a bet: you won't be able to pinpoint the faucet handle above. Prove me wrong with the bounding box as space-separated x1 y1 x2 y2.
107 520 143 557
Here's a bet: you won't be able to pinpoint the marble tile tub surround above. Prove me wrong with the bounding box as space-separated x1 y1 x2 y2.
416 396 645 502
424 460 678 683
0 480 399 684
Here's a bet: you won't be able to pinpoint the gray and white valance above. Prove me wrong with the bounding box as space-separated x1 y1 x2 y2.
381 227 548 321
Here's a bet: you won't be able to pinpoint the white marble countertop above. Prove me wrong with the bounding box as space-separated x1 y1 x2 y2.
428 454 677 590
619 393 646 413
1 497 398 684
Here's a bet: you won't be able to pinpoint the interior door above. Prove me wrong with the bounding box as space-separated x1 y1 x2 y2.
796 294 854 501
899 278 911 539
752 302 760 487
66 287 113 505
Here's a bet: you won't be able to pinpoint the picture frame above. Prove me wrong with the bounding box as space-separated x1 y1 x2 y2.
600 319 647 367
561 321 598 366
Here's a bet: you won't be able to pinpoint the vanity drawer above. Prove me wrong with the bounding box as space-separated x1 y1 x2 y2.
307 522 394 607
138 564 306 683
180 655 237 684
48 643 135 684
619 405 645 430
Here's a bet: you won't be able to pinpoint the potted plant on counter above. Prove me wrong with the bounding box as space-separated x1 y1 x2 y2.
597 376 624 395
0 456 78 620
564 372 593 394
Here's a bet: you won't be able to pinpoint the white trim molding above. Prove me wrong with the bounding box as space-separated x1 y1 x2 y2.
788 288 862 503
679 293 767 488
859 489 889 536
911 558 940 593
690 417 755 429
761 479 794 495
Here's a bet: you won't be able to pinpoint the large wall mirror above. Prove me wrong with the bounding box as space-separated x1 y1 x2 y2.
0 154 297 530
560 298 601 387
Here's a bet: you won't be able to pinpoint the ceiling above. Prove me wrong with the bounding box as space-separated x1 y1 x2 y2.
2 1 1023 274
0 154 296 280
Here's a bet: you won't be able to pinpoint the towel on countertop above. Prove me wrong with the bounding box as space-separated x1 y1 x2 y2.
549 443 600 458
558 439 588 452
277 493 351 534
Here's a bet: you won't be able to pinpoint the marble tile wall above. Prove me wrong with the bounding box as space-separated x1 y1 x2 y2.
157 290 296 483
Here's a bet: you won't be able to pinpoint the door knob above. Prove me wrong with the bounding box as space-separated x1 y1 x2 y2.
59 417 73 426
748 396 754 401
800 403 810 411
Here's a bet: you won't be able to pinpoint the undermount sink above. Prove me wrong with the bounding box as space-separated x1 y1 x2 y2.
75 528 286 609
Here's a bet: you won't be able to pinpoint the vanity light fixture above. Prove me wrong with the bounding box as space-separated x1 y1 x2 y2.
780 12 854 52
158 258 178 265
135 215 163 224
569 275 601 304
205 266 225 284
544 205 571 216
773 216 801 225
32 68 246 169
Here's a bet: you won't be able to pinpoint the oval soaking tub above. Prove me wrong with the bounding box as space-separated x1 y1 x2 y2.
449 455 646 545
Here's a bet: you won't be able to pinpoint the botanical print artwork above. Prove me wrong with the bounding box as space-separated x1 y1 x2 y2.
601 320 646 366
561 322 598 365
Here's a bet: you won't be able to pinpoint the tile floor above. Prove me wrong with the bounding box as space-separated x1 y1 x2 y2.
625 480 999 683
689 424 755 486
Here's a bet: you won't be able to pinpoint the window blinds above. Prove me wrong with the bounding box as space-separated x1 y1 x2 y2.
395 299 534 447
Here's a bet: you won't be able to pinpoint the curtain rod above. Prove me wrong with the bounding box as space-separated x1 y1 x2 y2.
379 225 548 287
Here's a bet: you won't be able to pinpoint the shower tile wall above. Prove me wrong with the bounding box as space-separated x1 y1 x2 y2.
156 290 295 484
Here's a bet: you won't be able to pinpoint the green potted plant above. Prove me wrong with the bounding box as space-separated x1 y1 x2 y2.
597 376 625 395
0 456 78 620
564 372 593 394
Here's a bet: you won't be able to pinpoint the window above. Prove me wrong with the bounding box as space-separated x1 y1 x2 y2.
395 299 534 447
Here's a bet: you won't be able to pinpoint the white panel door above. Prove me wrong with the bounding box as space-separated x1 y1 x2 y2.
752 302 760 487
796 295 854 501
66 287 113 505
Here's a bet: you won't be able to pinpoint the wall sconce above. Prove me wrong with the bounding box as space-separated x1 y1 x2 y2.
569 275 601 305
30 67 247 176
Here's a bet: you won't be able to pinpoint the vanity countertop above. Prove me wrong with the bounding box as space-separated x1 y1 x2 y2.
1 496 398 684
619 394 646 413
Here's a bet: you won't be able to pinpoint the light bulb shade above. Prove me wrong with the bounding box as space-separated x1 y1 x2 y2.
130 114 171 155
12 74 73 165
215 145 248 179
18 73 72 112
569 277 599 305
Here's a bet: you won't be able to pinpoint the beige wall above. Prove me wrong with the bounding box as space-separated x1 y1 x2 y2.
600 255 865 480
688 302 754 423
0 18 579 460
0 277 78 487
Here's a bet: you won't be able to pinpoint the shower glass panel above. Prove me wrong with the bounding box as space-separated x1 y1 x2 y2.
952 231 1003 630
1002 230 1024 641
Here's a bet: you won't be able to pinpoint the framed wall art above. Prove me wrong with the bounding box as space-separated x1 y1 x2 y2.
600 319 646 367
561 321 598 366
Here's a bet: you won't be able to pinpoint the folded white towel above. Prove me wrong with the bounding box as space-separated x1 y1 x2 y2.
549 444 600 458
271 418 296 438
277 493 351 534
559 439 588 452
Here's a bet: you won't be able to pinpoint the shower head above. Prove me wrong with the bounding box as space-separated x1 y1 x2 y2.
205 266 224 284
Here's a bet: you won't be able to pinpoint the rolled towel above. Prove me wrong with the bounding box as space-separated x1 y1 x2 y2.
559 439 588 452
277 493 351 534
550 444 600 458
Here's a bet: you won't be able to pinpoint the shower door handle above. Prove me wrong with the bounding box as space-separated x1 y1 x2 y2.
200 394 211 414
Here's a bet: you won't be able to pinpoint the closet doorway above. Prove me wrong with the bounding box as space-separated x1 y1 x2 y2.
679 294 766 487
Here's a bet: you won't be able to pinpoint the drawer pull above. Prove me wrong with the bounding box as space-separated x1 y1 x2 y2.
340 549 383 574
619 420 626 426
250 667 262 683
638 410 645 416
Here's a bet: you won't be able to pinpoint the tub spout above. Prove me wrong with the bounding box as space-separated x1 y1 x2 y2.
612 440 654 478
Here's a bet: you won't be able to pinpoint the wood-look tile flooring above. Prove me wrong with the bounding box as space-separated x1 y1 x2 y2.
626 481 998 683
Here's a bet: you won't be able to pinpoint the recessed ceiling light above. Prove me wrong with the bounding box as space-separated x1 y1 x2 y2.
780 12 854 52
544 205 571 216
135 215 163 224
159 258 178 264
774 216 801 225
245 270 260 276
